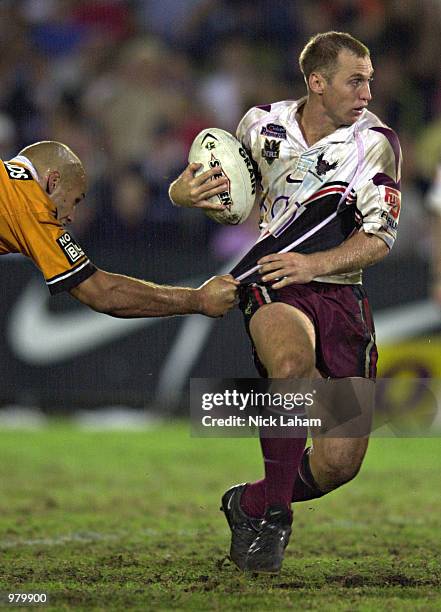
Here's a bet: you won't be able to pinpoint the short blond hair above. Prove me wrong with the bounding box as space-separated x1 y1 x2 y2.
299 31 370 84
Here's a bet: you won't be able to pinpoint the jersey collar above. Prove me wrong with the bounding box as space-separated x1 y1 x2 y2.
9 155 58 217
8 155 39 181
286 97 361 147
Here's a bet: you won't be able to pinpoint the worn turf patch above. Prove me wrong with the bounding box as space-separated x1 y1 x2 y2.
0 423 440 610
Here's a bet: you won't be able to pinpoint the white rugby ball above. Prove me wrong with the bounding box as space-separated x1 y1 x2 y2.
188 128 257 225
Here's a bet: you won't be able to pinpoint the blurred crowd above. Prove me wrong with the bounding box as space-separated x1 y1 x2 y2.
0 0 440 261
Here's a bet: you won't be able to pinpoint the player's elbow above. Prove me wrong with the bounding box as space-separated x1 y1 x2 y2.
375 238 390 263
70 269 120 316
84 293 115 316
381 241 391 262
364 232 391 264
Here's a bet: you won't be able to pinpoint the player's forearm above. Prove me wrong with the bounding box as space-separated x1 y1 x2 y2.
310 231 389 277
71 270 201 318
101 275 200 318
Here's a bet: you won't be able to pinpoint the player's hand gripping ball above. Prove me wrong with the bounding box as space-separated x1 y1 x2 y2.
188 128 257 225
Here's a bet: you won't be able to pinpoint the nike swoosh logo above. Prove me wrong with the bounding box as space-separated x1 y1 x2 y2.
286 175 302 183
7 279 163 365
6 258 242 368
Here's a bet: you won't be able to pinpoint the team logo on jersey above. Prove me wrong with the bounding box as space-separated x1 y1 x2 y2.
315 153 338 176
262 139 280 165
3 162 33 180
260 124 287 139
56 232 85 264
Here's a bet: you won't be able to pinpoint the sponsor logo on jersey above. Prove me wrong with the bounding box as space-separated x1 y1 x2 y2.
3 162 33 180
262 139 280 165
286 174 302 184
315 153 339 176
56 232 85 264
260 123 287 139
380 210 398 231
383 186 401 219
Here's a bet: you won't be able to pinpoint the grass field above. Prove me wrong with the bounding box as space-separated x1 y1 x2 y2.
0 421 440 611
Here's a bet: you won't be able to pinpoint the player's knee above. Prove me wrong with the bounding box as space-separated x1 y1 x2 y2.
317 454 363 488
268 351 315 379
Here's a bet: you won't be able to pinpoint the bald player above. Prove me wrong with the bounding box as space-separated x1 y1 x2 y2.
0 141 238 317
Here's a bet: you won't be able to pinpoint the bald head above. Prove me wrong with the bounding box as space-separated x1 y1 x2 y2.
19 140 86 190
19 141 87 225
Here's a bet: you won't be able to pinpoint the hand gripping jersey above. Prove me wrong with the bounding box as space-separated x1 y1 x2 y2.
231 98 402 284
0 155 96 294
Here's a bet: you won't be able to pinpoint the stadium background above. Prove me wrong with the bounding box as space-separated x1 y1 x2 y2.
0 2 440 610
0 0 440 416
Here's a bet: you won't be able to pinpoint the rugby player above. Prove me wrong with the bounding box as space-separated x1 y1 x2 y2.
0 141 238 318
170 32 401 572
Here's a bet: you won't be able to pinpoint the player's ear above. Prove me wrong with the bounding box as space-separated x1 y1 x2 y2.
308 71 326 95
46 170 61 194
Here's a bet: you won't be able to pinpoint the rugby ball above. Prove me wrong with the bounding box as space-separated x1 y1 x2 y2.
188 128 257 225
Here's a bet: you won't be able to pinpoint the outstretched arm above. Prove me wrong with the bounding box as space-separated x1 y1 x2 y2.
70 269 239 318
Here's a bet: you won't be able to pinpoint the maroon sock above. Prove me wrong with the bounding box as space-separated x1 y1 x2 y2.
240 435 308 517
291 447 325 502
261 436 307 510
240 479 265 518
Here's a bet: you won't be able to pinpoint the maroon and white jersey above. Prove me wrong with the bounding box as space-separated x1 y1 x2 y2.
231 97 402 284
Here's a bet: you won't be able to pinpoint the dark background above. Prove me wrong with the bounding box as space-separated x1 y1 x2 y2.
0 0 439 412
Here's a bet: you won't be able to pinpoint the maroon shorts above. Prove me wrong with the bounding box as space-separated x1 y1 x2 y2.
239 281 378 379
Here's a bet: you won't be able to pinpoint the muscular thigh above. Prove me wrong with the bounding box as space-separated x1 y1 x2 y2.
249 302 316 378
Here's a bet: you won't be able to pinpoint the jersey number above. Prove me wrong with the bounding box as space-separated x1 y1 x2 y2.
4 162 33 180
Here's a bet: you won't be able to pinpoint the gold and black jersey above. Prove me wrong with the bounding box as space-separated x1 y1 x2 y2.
0 157 95 294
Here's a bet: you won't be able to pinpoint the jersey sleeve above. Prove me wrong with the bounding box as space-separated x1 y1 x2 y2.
236 107 255 151
236 106 266 185
13 201 96 295
355 126 402 249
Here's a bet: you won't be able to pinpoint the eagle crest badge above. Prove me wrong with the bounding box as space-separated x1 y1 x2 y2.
315 152 338 176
